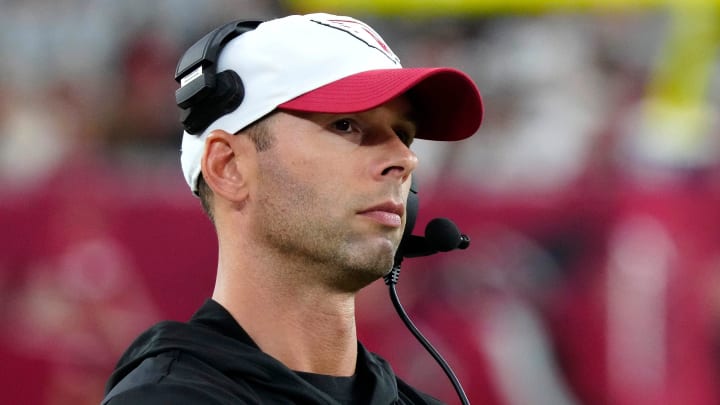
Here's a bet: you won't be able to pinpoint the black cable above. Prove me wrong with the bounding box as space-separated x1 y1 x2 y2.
384 264 471 405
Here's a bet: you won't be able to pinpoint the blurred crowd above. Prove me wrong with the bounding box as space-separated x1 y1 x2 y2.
2 1 720 404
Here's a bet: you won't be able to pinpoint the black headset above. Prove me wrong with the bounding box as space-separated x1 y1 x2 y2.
174 20 262 135
394 176 469 264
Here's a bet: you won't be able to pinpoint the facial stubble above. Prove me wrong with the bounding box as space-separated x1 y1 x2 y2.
254 156 399 292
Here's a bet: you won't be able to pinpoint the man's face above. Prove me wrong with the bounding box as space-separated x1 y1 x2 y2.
249 95 418 292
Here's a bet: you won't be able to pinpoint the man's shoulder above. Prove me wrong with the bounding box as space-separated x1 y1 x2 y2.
103 380 238 405
102 350 261 404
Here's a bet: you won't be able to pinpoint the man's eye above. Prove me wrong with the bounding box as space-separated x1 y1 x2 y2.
332 119 354 133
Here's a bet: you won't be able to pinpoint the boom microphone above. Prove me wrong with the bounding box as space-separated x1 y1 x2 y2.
401 218 470 258
385 216 472 405
425 218 469 252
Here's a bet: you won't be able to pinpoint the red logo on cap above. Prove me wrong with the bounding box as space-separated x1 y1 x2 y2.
311 17 401 65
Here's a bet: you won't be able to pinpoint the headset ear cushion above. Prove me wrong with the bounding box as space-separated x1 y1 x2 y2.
181 70 244 134
214 70 245 116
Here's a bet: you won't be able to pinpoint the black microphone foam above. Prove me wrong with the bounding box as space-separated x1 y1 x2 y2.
425 218 463 252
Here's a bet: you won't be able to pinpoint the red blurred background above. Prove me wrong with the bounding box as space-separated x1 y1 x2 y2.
2 1 720 404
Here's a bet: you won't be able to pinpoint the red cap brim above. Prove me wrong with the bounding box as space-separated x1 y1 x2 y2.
277 68 483 141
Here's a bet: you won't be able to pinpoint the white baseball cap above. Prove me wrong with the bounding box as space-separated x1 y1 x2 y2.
179 13 484 195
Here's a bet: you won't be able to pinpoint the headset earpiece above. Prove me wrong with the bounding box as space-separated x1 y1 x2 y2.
179 70 245 134
175 20 262 134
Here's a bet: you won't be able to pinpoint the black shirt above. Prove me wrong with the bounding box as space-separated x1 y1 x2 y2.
102 299 443 404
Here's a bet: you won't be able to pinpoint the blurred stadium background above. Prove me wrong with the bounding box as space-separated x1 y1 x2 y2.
2 0 720 404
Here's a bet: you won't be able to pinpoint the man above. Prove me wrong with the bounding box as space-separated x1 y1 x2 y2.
102 12 483 404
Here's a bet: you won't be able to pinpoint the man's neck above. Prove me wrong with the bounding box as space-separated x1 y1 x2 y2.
212 259 359 377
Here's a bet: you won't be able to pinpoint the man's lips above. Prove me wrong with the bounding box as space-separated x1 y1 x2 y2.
358 202 404 228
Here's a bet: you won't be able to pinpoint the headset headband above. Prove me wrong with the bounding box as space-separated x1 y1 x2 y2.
175 20 262 134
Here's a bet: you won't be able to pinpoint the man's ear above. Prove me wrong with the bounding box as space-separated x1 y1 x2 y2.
201 130 254 204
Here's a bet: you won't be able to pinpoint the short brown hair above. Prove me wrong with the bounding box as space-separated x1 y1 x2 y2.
197 116 275 223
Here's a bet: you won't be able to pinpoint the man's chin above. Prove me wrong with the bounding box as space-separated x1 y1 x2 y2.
334 248 396 291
